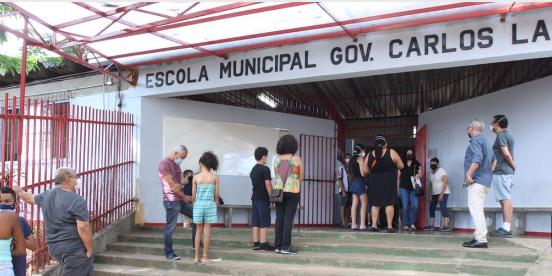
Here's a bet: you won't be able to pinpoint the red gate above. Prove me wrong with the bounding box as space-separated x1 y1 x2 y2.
0 94 135 272
298 134 336 226
415 125 428 229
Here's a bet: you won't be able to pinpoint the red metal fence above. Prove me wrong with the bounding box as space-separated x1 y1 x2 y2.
299 134 336 226
0 94 135 272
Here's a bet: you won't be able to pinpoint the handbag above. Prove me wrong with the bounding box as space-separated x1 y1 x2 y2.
270 158 292 203
411 176 424 196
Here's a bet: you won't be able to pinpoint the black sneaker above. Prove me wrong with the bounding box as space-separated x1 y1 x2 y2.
492 227 513 238
252 242 261 250
260 243 275 251
462 239 488 248
424 226 434 231
386 228 395 233
440 226 452 232
369 227 379 232
280 248 298 255
274 248 282 254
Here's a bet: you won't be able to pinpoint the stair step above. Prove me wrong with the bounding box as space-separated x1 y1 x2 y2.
94 263 225 276
117 233 538 263
94 251 461 276
134 227 516 245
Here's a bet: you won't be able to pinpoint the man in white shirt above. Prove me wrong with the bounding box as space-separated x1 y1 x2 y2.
425 158 451 232
335 154 350 227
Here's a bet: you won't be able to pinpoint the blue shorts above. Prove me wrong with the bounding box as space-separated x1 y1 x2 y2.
493 175 514 201
349 177 366 196
252 199 271 228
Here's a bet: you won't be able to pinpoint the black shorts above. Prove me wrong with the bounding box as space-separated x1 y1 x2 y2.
251 199 271 228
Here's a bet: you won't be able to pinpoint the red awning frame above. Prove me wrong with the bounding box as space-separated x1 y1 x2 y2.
1 1 552 91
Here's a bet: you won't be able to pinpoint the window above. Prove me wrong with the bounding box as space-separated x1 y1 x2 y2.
50 102 69 159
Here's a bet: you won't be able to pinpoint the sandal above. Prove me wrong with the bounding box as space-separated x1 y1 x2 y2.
193 258 200 264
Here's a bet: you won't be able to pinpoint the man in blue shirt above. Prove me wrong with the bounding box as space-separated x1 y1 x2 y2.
463 119 495 249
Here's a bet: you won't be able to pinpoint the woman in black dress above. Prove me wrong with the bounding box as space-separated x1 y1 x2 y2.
366 135 404 232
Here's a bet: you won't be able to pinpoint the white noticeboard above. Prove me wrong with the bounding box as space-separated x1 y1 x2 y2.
163 116 285 176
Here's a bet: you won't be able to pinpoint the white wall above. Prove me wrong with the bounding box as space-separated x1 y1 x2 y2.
419 75 552 232
139 97 335 224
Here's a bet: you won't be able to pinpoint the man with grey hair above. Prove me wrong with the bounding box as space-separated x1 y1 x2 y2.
463 119 495 248
158 145 193 260
13 167 93 275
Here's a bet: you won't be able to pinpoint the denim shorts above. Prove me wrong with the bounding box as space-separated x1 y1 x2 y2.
349 177 366 196
493 174 514 201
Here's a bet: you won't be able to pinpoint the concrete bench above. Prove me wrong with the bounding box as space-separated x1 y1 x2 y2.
446 207 552 235
219 204 304 228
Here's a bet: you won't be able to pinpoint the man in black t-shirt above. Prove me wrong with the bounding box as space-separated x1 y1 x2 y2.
250 147 274 251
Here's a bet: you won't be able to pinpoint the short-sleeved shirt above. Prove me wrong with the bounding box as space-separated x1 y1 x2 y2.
250 164 272 201
34 188 89 256
430 167 450 195
464 134 495 187
12 217 32 276
400 160 421 190
158 158 182 201
336 160 349 192
493 130 515 175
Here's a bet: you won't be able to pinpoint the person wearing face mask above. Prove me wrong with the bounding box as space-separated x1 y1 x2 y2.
181 170 200 249
13 168 94 275
463 119 495 248
335 153 350 227
158 145 193 261
366 135 404 233
0 187 37 276
399 149 421 231
349 145 369 231
0 187 26 276
490 115 516 238
426 158 451 232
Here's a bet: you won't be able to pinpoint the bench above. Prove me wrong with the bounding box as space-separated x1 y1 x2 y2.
444 207 552 235
219 204 304 229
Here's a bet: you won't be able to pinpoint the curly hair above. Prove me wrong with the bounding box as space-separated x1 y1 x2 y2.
276 134 298 155
199 151 219 171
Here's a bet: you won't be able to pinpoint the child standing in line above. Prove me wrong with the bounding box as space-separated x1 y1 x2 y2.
192 152 221 264
249 147 274 251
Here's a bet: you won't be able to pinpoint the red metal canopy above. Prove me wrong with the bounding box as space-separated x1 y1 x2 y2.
1 1 552 88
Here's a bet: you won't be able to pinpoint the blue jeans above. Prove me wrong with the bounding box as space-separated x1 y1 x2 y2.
399 188 419 226
163 201 197 257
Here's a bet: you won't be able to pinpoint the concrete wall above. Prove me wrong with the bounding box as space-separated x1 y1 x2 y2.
419 76 552 233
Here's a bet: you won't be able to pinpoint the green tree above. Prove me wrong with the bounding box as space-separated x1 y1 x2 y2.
0 3 66 76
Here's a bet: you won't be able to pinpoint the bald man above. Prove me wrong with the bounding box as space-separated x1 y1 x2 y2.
13 167 93 275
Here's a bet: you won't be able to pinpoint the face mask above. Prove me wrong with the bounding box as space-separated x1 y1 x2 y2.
0 204 15 211
430 164 438 171
175 158 183 165
360 152 366 158
406 154 414 160
344 158 350 163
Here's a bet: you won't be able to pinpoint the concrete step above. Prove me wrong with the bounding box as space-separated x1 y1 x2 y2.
94 251 462 276
104 241 532 276
94 263 225 276
118 232 539 263
134 226 517 246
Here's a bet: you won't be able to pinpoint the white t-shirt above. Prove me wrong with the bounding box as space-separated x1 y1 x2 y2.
336 160 349 193
430 167 450 195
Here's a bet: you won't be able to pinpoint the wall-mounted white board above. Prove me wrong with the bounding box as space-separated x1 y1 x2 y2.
163 116 285 176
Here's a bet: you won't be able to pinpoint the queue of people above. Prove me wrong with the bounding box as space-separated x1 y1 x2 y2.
0 114 515 275
334 114 515 250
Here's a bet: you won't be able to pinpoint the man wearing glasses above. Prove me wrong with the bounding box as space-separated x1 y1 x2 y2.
13 167 93 276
